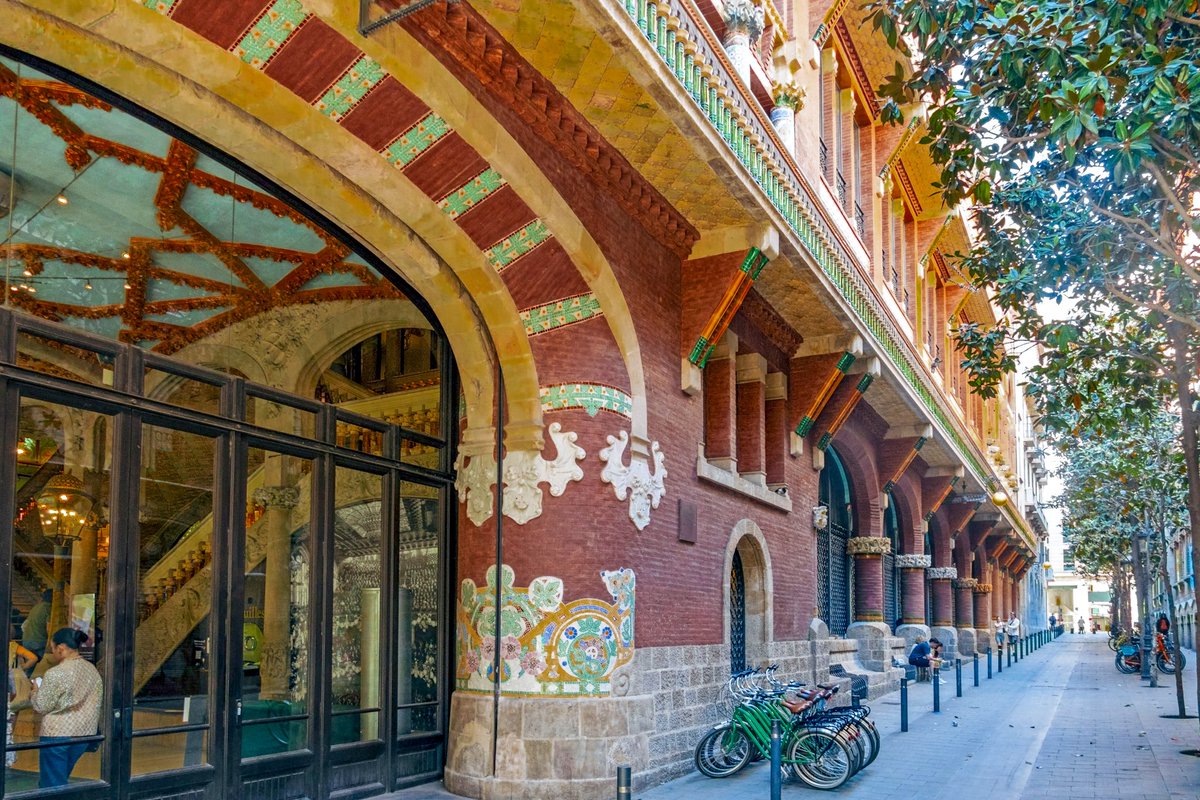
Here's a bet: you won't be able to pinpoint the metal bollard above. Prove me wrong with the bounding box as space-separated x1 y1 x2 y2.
900 677 909 732
933 666 941 712
987 647 992 679
770 719 782 800
1007 644 1012 668
973 653 979 687
617 765 631 800
955 658 962 697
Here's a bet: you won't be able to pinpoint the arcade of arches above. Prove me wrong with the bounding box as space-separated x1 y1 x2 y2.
0 2 1047 799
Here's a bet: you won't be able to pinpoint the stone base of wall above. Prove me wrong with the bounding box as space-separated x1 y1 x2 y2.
974 628 993 655
956 627 977 656
895 623 930 655
445 636 902 799
931 625 958 660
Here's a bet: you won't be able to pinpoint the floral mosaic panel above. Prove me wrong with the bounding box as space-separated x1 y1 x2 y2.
457 564 634 696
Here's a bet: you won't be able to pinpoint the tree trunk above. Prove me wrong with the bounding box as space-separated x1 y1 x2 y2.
1166 321 1200 735
1157 529 1187 716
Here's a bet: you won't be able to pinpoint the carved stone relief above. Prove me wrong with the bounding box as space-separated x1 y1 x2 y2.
599 430 666 531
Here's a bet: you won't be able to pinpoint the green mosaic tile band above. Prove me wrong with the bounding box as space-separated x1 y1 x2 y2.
540 383 634 418
914 436 928 451
816 431 833 451
485 219 551 271
835 351 856 372
439 168 507 219
234 0 307 68
384 113 451 168
855 373 875 393
317 55 385 121
521 293 603 335
144 0 182 13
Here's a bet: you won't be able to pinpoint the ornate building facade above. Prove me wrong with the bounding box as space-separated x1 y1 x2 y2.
0 1 1045 798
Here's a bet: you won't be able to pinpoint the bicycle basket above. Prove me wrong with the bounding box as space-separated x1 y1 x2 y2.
1119 643 1139 656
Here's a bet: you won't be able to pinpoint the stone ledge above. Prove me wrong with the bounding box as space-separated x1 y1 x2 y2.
696 456 792 512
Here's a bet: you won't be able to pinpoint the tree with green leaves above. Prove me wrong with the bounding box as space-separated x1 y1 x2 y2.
872 0 1200 723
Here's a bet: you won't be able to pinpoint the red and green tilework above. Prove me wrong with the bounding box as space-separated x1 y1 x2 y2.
540 383 633 418
143 0 183 14
234 0 308 68
439 168 507 219
384 113 451 168
484 220 551 271
520 294 603 336
317 55 385 120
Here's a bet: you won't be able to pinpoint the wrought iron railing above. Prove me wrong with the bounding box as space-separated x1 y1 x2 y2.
820 138 829 177
854 202 865 238
608 0 1027 541
836 171 847 207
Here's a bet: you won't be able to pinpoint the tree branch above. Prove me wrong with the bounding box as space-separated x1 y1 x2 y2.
1104 280 1200 334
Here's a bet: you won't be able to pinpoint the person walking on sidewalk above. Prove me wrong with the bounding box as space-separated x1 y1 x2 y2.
1006 611 1021 648
994 616 1005 653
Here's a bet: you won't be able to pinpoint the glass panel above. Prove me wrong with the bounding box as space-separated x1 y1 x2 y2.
15 332 113 388
132 425 216 776
247 396 316 440
241 448 312 759
331 468 383 745
144 367 224 416
7 397 111 792
397 482 442 736
333 421 383 457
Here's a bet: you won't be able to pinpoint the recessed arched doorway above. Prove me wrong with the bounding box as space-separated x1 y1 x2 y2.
883 491 902 630
0 51 465 800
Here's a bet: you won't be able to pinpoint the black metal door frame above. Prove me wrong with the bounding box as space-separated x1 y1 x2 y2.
0 309 456 800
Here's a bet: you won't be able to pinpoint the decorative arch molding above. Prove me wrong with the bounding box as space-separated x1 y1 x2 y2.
722 519 774 666
0 3 515 437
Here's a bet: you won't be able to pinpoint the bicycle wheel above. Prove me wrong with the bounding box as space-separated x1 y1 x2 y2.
855 717 881 768
1107 636 1119 652
1115 652 1139 674
1156 650 1185 674
694 725 752 778
788 729 854 790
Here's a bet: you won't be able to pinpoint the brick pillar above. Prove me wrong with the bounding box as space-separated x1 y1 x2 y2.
847 537 888 621
928 568 956 625
898 554 931 624
764 372 787 487
735 352 767 484
973 586 991 630
703 333 737 470
954 540 975 628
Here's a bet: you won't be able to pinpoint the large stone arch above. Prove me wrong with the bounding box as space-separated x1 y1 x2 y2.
723 519 774 668
889 472 924 554
2 3 518 437
827 426 881 539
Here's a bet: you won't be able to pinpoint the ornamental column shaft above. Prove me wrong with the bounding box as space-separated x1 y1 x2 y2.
721 0 765 88
254 484 300 701
954 543 975 629
973 584 992 630
770 82 803 157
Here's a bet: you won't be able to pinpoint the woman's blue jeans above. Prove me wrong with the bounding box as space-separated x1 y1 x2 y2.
38 736 87 788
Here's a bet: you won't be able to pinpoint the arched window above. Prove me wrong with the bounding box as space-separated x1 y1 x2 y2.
730 550 746 672
883 491 902 629
818 446 854 635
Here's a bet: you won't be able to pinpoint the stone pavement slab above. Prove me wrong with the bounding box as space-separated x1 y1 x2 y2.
386 633 1200 800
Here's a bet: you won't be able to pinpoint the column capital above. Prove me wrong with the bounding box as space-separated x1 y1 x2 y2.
253 486 300 510
896 554 931 569
722 0 765 39
846 536 891 556
927 566 958 580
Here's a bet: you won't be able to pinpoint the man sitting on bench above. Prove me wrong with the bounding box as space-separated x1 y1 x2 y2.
908 636 944 683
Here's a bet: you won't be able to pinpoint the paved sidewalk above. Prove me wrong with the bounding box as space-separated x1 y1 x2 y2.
388 633 1200 800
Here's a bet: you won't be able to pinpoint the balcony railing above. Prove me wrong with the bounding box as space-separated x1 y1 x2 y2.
820 139 829 177
854 202 865 238
836 171 847 207
890 267 900 297
609 0 1022 538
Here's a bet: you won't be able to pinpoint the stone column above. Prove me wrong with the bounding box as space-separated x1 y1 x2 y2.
254 485 300 701
845 536 892 670
721 0 765 87
770 81 803 157
896 554 931 647
70 522 98 598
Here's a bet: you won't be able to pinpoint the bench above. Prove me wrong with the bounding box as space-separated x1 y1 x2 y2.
828 663 869 706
